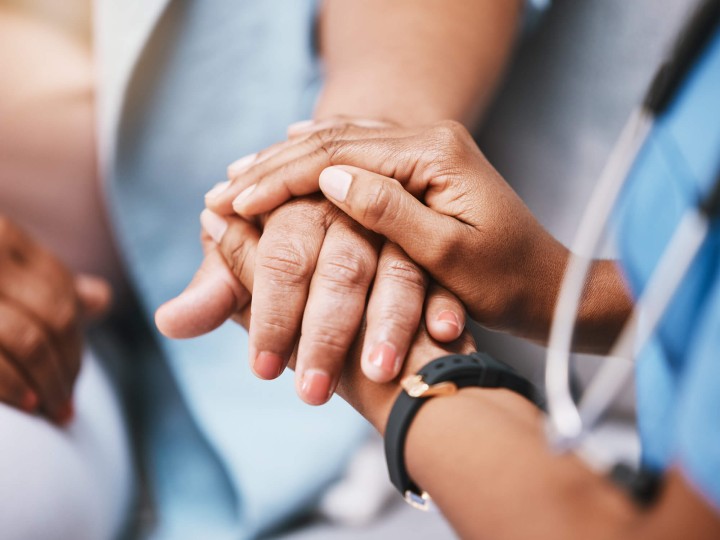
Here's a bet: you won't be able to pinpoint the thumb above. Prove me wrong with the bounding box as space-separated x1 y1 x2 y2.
155 247 250 339
319 165 461 274
75 274 112 320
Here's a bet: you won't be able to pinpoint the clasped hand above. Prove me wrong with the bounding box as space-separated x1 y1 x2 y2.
157 119 570 411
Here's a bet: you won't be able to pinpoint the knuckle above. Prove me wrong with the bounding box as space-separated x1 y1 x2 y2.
253 308 299 337
48 295 79 335
375 305 420 338
303 323 353 356
428 120 471 162
432 120 466 143
271 196 327 226
379 257 427 292
310 127 352 161
258 241 314 287
316 251 372 292
15 325 49 367
225 236 252 278
361 181 396 229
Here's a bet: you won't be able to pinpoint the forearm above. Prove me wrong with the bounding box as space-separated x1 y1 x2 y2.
404 388 716 540
315 0 523 126
521 244 633 354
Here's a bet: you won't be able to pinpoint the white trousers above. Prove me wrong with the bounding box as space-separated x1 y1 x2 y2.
0 351 133 540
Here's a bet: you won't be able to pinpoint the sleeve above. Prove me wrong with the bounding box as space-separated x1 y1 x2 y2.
674 268 720 511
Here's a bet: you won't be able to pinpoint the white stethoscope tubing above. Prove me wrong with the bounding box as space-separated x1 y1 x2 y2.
545 104 711 455
578 209 708 432
545 108 653 448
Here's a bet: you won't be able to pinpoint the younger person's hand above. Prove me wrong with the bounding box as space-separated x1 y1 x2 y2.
160 118 468 407
0 217 111 423
210 120 630 351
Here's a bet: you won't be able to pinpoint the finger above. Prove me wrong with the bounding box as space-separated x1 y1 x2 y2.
248 201 327 380
206 137 306 204
319 165 465 276
0 249 82 395
155 210 257 338
0 300 70 421
424 283 466 342
0 352 38 413
75 274 113 320
287 117 394 138
361 242 427 383
0 243 80 339
208 124 414 216
295 217 380 405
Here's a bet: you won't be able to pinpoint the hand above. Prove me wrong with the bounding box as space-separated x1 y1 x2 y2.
156 208 475 431
157 195 467 405
0 217 111 423
202 120 566 343
207 120 630 350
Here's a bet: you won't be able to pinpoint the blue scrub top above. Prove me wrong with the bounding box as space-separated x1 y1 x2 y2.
616 27 720 510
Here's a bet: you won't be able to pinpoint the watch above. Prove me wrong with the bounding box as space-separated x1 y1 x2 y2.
384 352 545 510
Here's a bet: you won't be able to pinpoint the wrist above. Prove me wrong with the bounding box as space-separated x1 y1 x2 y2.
512 236 569 343
383 352 543 507
349 340 478 435
405 386 539 493
515 241 632 353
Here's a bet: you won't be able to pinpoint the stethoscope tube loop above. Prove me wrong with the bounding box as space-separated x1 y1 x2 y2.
545 0 720 459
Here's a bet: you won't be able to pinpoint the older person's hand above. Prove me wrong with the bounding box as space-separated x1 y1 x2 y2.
157 118 466 406
0 217 111 423
211 120 632 352
157 208 474 430
157 194 466 405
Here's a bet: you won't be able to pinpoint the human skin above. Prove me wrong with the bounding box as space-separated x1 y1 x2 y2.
190 122 720 540
199 120 633 353
157 0 524 405
0 8 115 422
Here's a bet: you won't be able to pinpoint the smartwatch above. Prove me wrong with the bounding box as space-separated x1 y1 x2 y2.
384 352 545 510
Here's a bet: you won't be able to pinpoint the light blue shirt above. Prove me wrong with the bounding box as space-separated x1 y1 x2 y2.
616 27 720 509
106 1 367 538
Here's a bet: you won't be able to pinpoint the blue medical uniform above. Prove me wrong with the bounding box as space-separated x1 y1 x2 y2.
616 27 720 509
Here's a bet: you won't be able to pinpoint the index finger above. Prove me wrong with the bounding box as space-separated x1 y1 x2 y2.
208 124 421 217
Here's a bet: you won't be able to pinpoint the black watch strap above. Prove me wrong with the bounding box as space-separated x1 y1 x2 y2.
384 352 545 510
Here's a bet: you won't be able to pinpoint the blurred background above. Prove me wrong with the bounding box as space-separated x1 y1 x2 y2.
1 0 91 42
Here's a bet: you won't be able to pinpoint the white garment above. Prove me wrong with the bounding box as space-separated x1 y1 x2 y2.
0 351 133 540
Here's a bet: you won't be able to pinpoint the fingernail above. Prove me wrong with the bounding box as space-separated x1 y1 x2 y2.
369 342 399 374
22 391 38 412
436 310 461 331
56 401 74 425
319 167 352 202
205 180 231 200
253 351 284 379
300 369 332 405
288 119 314 134
200 209 228 243
227 152 258 176
232 184 257 213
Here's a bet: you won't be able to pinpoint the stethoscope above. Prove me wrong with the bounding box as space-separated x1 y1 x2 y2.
544 0 720 485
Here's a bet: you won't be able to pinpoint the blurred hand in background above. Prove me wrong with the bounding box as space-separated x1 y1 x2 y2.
0 217 111 423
